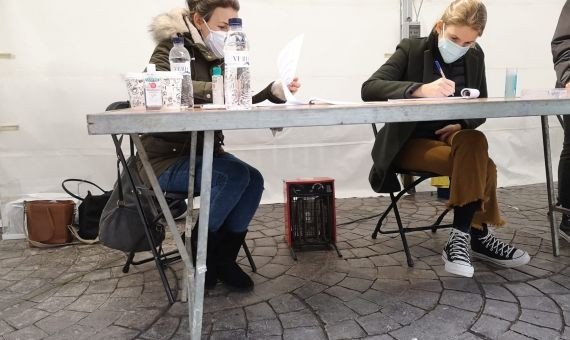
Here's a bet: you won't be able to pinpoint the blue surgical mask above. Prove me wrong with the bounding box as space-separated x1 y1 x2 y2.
438 24 470 64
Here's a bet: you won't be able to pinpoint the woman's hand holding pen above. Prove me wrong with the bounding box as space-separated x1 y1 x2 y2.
288 77 301 94
413 78 456 98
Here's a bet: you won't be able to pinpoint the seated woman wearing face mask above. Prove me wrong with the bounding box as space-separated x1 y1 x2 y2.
139 0 301 290
362 0 530 278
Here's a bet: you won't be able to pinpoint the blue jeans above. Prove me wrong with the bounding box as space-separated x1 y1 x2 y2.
158 153 264 233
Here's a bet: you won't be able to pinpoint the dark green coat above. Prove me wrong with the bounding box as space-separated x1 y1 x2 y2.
552 0 570 88
361 32 488 193
138 10 283 184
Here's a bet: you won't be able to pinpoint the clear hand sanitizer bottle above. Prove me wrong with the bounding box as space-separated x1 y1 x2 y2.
212 66 224 105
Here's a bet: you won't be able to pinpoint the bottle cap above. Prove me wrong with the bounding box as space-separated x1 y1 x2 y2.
172 37 183 45
147 64 156 72
229 18 242 26
213 66 222 76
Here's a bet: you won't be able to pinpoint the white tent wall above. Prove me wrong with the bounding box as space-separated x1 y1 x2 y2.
0 0 565 206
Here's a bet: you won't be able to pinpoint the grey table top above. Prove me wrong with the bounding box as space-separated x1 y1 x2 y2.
87 97 570 135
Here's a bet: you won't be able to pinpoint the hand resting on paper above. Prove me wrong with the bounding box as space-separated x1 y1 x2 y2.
566 82 570 89
413 78 456 98
435 124 462 142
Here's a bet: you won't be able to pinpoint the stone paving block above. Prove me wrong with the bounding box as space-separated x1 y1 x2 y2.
66 293 109 313
247 318 282 337
97 297 140 312
283 326 327 340
510 321 562 339
344 297 381 316
529 278 570 294
8 278 44 295
326 319 366 340
357 312 400 335
294 281 328 299
360 335 396 340
3 325 48 340
496 331 533 340
116 273 144 288
471 314 511 339
518 295 559 312
35 310 87 334
380 302 426 325
90 325 139 340
114 308 162 330
4 308 50 329
389 306 476 340
279 309 320 328
473 271 508 284
400 289 440 310
483 299 519 322
211 307 246 331
268 294 304 314
81 269 111 282
325 286 361 302
257 263 289 279
35 296 76 313
441 277 480 293
496 269 535 282
306 293 358 324
244 302 275 322
210 329 247 340
0 321 14 337
481 284 517 302
519 309 563 330
110 286 143 298
505 282 544 297
54 282 89 297
84 279 118 295
77 310 122 331
338 277 373 293
552 294 570 311
140 316 179 340
440 290 483 313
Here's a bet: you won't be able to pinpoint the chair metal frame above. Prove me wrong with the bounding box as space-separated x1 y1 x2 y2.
370 124 453 267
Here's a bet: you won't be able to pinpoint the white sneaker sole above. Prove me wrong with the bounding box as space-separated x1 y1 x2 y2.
472 251 530 268
442 251 474 278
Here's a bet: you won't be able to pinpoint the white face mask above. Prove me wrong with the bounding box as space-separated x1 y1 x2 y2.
202 20 226 59
438 24 471 64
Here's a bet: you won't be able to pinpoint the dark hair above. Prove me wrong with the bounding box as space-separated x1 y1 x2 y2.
187 0 240 22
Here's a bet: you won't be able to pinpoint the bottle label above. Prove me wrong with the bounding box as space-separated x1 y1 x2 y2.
171 62 191 74
225 51 250 67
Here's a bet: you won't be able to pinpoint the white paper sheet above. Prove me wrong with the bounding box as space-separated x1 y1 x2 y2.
277 34 305 104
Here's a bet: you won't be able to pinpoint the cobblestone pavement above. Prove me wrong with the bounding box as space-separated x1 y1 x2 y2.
1 184 570 339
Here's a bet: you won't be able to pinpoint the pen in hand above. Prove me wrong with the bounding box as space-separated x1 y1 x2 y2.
434 60 446 79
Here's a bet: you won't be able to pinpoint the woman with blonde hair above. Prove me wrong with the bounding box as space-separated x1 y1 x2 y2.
362 0 530 277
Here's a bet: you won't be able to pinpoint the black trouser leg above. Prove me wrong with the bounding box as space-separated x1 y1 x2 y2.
559 115 570 210
453 201 479 233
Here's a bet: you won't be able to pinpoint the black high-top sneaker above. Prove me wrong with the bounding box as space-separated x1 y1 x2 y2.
442 228 474 277
471 225 530 268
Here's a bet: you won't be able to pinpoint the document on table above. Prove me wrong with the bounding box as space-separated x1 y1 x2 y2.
387 88 481 103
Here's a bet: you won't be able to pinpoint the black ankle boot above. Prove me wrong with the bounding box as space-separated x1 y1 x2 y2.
189 220 219 289
217 230 253 290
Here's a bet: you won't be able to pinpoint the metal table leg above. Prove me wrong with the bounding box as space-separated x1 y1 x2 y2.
191 130 215 339
540 116 560 256
182 132 198 303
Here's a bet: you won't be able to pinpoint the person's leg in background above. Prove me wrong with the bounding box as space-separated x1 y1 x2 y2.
396 130 529 278
158 153 262 289
559 115 570 235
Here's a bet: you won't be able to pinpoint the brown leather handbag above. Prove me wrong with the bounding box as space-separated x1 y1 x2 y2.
25 200 75 247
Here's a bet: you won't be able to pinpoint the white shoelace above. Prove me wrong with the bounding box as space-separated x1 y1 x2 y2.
448 230 471 263
478 231 515 257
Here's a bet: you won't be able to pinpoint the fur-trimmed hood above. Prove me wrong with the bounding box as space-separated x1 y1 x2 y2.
149 8 206 47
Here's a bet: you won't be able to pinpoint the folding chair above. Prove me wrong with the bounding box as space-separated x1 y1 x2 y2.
105 101 256 304
370 124 453 267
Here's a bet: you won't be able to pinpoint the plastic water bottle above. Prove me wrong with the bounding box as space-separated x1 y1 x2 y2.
169 37 194 108
224 18 252 110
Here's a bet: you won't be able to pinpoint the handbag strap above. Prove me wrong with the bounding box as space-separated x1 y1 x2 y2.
62 179 107 201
